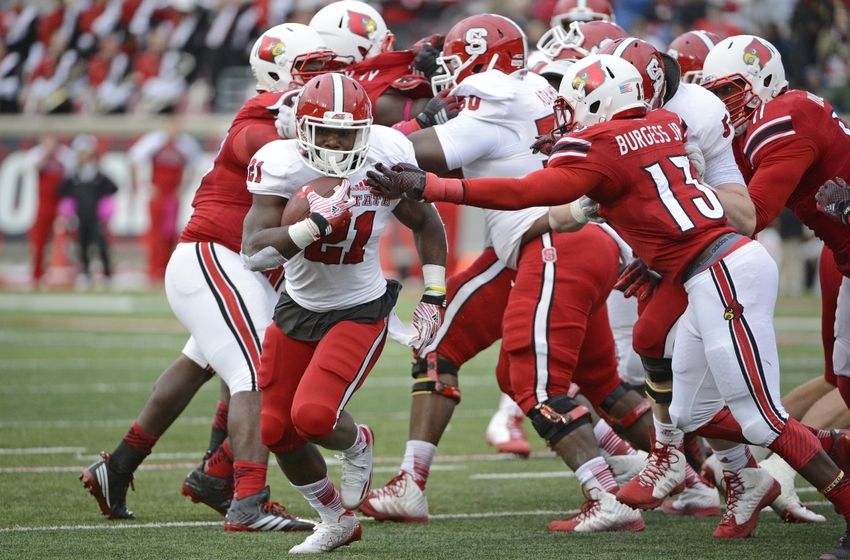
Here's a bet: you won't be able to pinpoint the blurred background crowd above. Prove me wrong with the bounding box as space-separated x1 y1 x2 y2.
1 0 848 115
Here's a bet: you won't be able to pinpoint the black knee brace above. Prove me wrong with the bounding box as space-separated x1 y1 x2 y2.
529 394 592 447
598 382 652 432
641 356 673 404
410 352 461 403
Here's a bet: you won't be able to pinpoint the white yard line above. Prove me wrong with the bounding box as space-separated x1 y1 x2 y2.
470 471 576 480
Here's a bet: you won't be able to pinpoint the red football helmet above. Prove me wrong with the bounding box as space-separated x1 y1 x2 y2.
296 73 372 177
537 20 627 60
431 14 527 95
551 0 614 27
599 37 667 109
666 30 721 84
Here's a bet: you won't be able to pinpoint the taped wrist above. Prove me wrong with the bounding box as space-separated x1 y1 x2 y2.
569 199 590 225
529 395 591 447
410 352 461 403
597 382 652 432
422 264 446 297
642 356 673 404
288 213 329 249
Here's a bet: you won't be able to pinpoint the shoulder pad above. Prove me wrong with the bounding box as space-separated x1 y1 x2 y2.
452 70 517 102
367 125 416 165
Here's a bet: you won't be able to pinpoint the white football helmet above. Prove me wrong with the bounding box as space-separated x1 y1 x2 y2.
700 34 788 130
556 54 646 131
309 1 393 64
250 23 350 92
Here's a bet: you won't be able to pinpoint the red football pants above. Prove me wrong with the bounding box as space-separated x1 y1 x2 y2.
259 318 388 452
633 277 689 360
820 245 842 386
502 227 622 414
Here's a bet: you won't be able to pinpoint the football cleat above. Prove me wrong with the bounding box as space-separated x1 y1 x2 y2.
829 429 850 475
289 512 362 554
224 486 315 532
821 524 850 560
616 443 686 510
181 464 233 516
80 452 135 519
485 410 532 458
661 479 721 517
359 471 429 523
548 489 645 533
606 450 649 488
760 453 826 523
338 425 374 511
713 467 780 538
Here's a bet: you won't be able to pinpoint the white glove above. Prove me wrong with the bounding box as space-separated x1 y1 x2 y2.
275 102 297 139
685 142 705 181
411 294 445 355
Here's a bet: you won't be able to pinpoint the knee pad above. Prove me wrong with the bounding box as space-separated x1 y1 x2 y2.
528 394 592 447
411 352 461 403
260 411 305 452
291 403 338 441
642 356 673 404
768 418 820 471
598 382 652 432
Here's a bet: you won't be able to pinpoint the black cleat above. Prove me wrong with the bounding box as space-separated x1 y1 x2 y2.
224 486 315 532
822 525 850 560
181 465 233 516
80 452 135 519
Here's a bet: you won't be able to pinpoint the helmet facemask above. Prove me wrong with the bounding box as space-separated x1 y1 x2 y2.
290 51 353 87
297 111 372 177
702 74 758 130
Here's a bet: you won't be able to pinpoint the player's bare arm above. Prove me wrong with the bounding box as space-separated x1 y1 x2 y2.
392 197 448 268
712 183 756 236
374 93 430 127
242 193 304 265
409 127 451 175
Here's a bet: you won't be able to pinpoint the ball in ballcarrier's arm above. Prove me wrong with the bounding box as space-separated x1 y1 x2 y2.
281 176 348 225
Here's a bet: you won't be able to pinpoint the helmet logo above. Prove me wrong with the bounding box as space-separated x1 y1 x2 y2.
571 60 606 94
742 38 771 71
347 10 378 39
464 27 488 56
258 36 286 63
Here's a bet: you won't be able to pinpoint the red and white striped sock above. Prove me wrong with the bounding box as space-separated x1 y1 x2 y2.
293 477 348 523
684 462 711 489
400 440 436 488
576 456 619 494
594 419 636 456
713 444 756 473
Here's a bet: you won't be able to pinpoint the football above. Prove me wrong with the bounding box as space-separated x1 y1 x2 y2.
280 176 345 225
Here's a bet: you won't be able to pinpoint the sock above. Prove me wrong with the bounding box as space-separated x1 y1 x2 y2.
594 419 636 456
342 425 368 457
208 401 229 454
654 418 684 448
293 477 348 524
576 456 619 494
822 471 850 522
713 444 756 473
111 421 159 474
400 440 437 487
684 462 711 489
233 461 267 499
498 393 522 416
204 440 234 479
768 418 821 471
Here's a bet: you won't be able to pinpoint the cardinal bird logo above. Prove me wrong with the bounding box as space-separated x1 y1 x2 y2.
742 38 771 71
723 299 744 321
571 60 606 95
347 10 378 39
258 36 286 63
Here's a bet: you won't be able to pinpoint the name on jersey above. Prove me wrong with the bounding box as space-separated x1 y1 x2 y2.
351 177 392 207
614 122 683 156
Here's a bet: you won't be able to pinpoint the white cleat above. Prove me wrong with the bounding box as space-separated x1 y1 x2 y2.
760 454 826 523
338 425 374 511
358 471 429 523
485 410 531 458
606 450 649 488
289 513 362 554
662 481 721 517
548 489 645 532
713 466 780 538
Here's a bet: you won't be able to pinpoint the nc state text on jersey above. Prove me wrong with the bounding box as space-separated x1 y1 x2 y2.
614 122 683 156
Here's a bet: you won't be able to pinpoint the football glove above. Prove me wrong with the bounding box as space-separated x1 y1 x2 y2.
815 177 850 225
613 259 662 301
415 92 460 128
411 293 446 355
367 162 427 201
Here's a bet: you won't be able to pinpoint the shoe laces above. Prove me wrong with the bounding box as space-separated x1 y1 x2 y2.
262 501 292 518
507 416 525 441
574 497 601 522
721 471 744 521
638 445 679 487
377 473 408 498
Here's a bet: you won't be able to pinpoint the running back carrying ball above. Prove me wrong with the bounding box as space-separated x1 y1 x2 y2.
281 176 347 225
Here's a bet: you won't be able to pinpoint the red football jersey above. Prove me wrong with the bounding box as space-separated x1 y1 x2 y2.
456 109 735 281
346 50 428 106
178 91 288 253
733 90 850 276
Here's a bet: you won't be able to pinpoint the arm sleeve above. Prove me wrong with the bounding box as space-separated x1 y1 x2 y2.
433 113 506 170
748 139 817 233
460 166 605 210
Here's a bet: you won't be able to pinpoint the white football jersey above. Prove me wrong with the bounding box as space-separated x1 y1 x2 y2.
433 70 559 269
247 125 415 312
664 82 745 188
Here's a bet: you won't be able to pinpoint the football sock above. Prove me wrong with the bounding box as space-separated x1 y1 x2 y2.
401 440 437 488
207 401 229 454
293 477 348 524
712 444 755 473
204 440 234 479
768 418 820 471
111 421 158 474
342 424 368 457
594 419 636 456
576 456 619 494
497 392 523 416
233 461 267 499
684 462 711 489
654 418 684 448
822 471 850 522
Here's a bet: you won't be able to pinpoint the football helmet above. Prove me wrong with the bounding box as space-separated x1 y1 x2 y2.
599 37 667 109
250 23 351 92
309 0 393 64
430 14 527 95
537 20 627 61
701 34 788 130
666 30 720 84
551 0 614 26
555 54 646 132
296 73 372 177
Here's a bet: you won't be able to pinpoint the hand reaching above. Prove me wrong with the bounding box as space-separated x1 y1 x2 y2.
367 162 427 201
613 259 662 301
815 177 850 225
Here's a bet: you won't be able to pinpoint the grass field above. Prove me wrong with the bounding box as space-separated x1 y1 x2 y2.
0 290 840 560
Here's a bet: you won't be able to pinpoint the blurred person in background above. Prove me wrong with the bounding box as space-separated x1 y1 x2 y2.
0 38 22 112
58 134 118 286
129 118 203 284
21 30 78 114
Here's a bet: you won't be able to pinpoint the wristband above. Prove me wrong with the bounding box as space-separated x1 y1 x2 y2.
422 264 446 296
569 199 590 225
288 217 322 249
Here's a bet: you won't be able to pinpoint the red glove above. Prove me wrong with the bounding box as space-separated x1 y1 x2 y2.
613 260 661 301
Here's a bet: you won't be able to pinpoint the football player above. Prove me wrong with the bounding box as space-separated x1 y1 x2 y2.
80 23 339 531
240 72 447 553
536 0 616 62
666 30 721 84
367 52 850 555
361 14 650 533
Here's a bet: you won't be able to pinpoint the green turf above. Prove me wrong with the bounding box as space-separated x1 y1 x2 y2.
0 291 841 559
